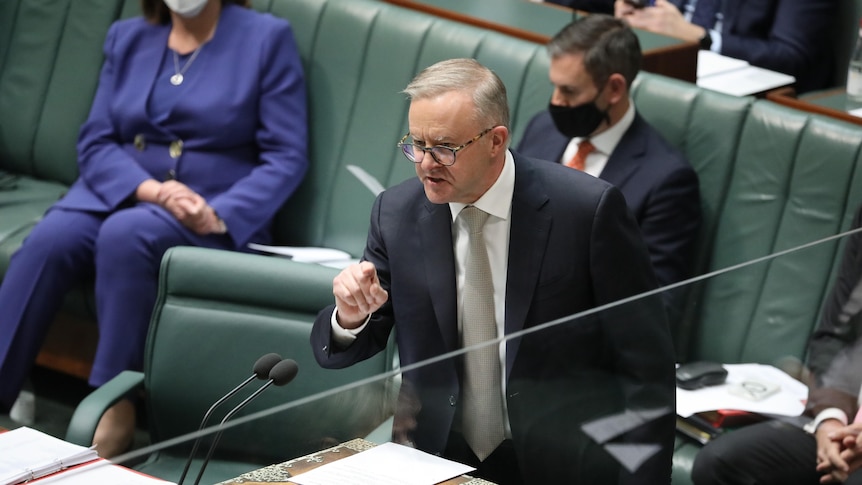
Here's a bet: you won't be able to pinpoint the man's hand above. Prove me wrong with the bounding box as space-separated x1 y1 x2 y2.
615 0 706 43
333 261 388 329
822 423 862 482
817 420 853 483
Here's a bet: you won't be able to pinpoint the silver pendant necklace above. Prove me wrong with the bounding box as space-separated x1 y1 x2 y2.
170 46 203 86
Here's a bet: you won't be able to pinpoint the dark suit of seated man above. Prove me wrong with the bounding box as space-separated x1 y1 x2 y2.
516 15 701 323
310 58 676 485
692 204 862 485
615 0 837 93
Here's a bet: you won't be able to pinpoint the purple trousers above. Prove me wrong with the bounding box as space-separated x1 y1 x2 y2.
0 204 234 411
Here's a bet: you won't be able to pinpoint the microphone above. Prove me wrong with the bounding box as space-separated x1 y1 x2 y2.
176 352 283 485
192 359 299 485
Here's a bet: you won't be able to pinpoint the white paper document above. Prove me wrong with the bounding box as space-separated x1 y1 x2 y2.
247 243 356 266
290 442 475 485
697 50 749 78
0 427 99 485
33 461 174 484
676 363 808 418
697 63 795 97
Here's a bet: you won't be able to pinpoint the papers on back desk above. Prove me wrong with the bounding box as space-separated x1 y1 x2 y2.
247 243 358 269
676 363 807 418
696 50 796 96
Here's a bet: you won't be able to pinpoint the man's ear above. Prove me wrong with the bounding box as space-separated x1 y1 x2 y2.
605 73 629 105
489 125 510 156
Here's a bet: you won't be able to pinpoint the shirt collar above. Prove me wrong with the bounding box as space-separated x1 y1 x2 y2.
577 101 635 156
449 149 515 222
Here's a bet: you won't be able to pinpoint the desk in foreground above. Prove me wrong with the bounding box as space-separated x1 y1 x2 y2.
217 439 495 485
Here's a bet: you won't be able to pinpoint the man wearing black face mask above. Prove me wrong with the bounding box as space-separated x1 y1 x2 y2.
517 14 701 324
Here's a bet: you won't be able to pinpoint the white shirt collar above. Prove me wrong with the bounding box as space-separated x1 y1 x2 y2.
576 100 636 156
449 149 515 221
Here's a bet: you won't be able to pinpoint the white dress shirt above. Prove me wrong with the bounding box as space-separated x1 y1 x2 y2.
561 102 635 177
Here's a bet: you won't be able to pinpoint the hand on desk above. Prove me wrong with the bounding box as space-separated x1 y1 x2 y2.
615 0 705 43
333 261 388 329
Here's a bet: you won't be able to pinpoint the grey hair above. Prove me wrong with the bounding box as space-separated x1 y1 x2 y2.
402 58 510 130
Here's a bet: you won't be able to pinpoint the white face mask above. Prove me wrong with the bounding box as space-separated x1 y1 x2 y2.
163 0 209 18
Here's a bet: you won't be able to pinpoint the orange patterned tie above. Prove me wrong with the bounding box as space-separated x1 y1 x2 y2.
565 139 594 171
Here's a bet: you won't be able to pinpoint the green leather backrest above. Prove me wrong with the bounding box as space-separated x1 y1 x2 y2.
693 103 862 364
147 247 396 463
260 0 550 254
0 0 125 185
635 72 862 364
632 73 753 354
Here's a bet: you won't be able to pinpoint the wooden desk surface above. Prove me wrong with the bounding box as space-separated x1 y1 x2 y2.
385 0 698 83
217 439 495 485
766 87 862 126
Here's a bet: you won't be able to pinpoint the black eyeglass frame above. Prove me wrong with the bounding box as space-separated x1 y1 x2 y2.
397 127 494 167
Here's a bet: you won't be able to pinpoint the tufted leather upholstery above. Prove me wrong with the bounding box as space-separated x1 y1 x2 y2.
5 0 862 482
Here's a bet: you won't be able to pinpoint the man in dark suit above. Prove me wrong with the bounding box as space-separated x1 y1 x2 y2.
310 58 676 484
516 15 700 305
615 0 836 93
691 205 862 485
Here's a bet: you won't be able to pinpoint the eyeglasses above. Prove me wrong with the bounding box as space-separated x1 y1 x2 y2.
397 127 493 167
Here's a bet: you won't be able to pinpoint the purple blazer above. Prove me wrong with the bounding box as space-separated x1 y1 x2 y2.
58 4 308 248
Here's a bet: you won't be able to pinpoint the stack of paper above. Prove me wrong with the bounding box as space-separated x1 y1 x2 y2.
0 427 98 485
247 243 358 268
696 50 795 97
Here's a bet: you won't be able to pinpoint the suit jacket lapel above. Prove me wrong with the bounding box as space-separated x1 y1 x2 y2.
599 114 647 189
505 157 551 376
133 25 171 125
419 200 459 353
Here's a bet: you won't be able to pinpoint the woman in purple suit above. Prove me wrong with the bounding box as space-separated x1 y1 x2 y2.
0 0 308 456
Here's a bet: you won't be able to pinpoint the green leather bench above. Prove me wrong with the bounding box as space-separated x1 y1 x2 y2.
6 0 862 482
632 75 862 484
0 0 144 379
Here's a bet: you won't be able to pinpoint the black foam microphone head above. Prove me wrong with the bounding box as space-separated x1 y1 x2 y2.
253 353 283 379
269 359 299 386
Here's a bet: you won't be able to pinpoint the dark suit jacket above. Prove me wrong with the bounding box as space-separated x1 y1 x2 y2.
57 5 309 248
515 110 701 292
671 0 836 93
311 154 676 484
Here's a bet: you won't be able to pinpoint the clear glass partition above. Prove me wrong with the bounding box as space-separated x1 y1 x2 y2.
64 227 859 485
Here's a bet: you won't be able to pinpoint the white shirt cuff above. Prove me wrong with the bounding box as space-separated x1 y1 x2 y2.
803 408 849 434
329 307 371 347
710 30 722 53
